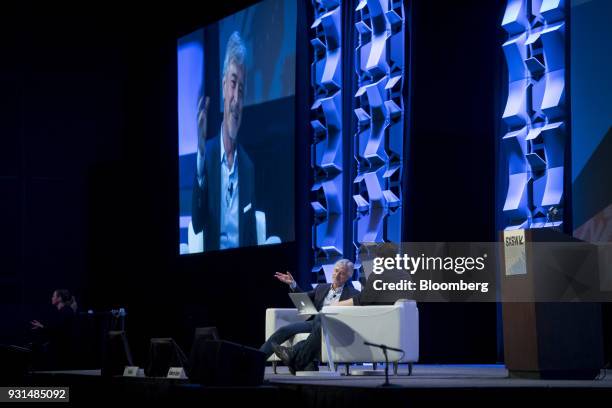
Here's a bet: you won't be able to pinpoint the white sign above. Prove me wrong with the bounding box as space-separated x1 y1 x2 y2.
123 366 140 377
503 229 527 276
167 367 188 379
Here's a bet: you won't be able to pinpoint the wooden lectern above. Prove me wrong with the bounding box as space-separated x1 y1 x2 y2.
500 228 604 379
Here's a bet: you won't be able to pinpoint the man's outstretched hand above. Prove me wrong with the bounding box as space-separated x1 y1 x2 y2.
30 320 44 330
274 271 295 286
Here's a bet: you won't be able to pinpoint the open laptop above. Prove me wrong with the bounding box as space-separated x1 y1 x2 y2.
288 292 319 316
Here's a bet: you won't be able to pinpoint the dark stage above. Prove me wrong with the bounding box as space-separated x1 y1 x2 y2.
27 365 612 405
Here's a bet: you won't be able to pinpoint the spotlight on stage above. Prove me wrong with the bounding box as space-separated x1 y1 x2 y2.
144 338 188 377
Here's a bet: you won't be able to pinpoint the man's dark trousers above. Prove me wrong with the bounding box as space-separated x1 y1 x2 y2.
291 315 323 371
260 321 313 359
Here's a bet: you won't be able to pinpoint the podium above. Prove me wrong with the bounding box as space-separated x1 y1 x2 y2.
500 228 604 379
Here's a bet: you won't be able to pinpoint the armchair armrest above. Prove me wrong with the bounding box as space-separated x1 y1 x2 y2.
265 308 308 340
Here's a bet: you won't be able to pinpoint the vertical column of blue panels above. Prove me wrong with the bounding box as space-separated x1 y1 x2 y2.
501 0 566 230
353 0 405 266
311 0 344 283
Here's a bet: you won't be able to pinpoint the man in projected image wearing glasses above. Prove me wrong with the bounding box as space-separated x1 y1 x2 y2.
192 31 257 251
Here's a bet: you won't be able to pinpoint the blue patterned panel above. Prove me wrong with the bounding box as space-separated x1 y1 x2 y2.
353 0 405 268
311 0 344 283
501 0 566 230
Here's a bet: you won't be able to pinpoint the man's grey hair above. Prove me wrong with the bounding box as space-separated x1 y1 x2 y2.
222 31 247 80
334 259 354 275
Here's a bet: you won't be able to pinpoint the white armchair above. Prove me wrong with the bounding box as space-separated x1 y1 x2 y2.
321 300 419 375
264 300 419 375
264 308 310 373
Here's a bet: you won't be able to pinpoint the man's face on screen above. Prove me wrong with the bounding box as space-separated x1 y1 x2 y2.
222 61 244 142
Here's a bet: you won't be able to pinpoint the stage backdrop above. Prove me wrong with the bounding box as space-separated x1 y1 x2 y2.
571 0 612 242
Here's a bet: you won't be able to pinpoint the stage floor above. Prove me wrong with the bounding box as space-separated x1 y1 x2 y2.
265 364 612 388
26 365 612 405
34 364 612 389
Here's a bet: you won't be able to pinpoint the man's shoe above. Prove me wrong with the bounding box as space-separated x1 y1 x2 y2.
271 342 296 375
303 361 319 372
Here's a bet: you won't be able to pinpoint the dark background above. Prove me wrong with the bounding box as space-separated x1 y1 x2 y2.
404 0 505 362
0 0 569 368
0 1 307 368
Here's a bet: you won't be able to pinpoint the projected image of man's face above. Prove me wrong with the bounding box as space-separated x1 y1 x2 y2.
178 0 297 254
223 61 244 142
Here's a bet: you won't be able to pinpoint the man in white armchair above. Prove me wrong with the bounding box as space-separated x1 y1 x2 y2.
271 263 396 374
260 259 359 360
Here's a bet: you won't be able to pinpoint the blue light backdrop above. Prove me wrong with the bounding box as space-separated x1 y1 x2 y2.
310 0 406 283
501 0 568 230
570 0 612 242
353 0 405 270
310 0 345 283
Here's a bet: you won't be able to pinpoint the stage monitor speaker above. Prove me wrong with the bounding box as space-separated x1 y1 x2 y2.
145 338 188 377
188 339 265 386
101 330 134 377
194 326 220 342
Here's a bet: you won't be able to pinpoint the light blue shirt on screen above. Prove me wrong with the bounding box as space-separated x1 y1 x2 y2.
219 128 239 249
195 126 239 249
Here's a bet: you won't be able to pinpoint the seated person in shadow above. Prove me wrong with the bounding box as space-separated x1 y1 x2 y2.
30 289 77 369
260 259 359 364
